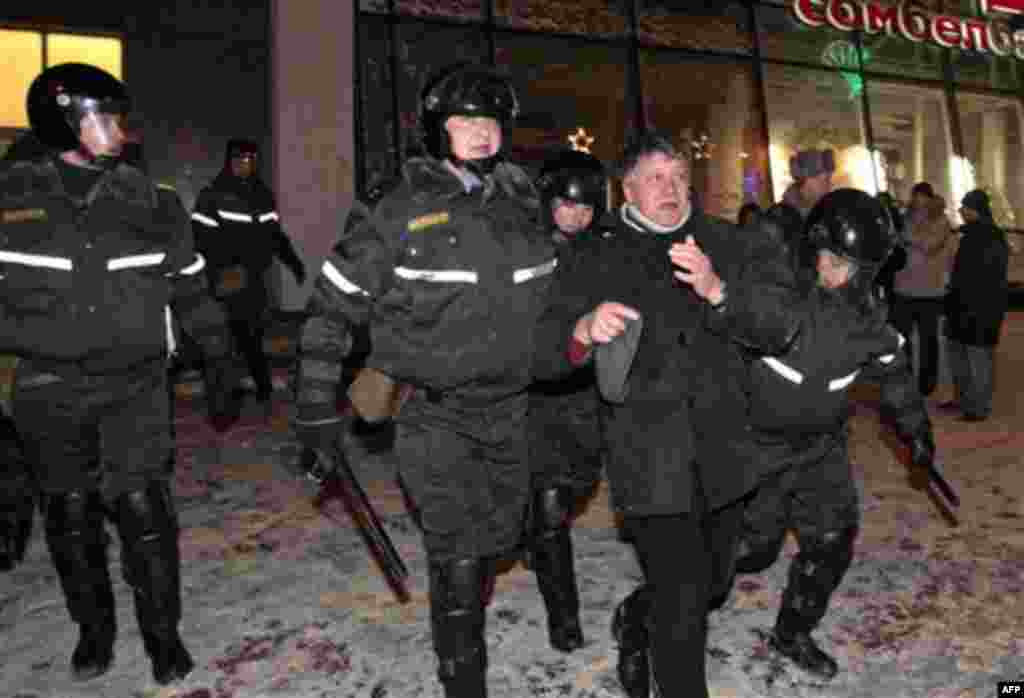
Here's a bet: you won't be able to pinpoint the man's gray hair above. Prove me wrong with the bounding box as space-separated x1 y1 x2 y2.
616 129 690 180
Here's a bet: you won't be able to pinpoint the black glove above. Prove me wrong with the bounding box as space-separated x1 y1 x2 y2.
908 429 936 469
292 415 348 482
290 262 307 287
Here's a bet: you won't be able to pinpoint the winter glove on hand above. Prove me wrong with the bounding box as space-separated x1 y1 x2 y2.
908 428 936 470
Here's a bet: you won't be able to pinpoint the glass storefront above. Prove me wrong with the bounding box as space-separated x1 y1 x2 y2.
355 1 1024 232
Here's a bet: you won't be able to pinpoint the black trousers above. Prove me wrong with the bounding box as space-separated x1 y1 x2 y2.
625 500 744 698
888 294 945 397
12 362 172 498
226 304 272 399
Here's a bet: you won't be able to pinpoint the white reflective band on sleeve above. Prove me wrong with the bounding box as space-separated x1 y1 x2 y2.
761 357 805 384
258 211 279 223
190 212 219 227
0 250 73 270
513 257 558 284
394 266 478 283
828 370 860 392
107 252 167 271
218 210 253 223
897 333 906 348
877 353 896 365
165 305 177 355
322 260 370 296
179 253 206 276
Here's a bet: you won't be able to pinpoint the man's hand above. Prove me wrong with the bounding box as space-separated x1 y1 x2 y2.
669 235 725 305
574 302 641 346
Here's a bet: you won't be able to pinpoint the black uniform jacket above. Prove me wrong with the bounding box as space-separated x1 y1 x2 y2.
946 218 1009 346
297 157 556 423
741 283 930 474
534 206 798 517
191 172 304 302
0 156 229 377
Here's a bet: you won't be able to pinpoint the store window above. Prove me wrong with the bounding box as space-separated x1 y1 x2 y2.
956 91 1024 231
640 52 769 219
866 83 954 212
762 64 872 201
756 3 865 69
860 31 943 81
638 0 752 54
951 47 1024 93
495 34 628 174
0 29 42 128
1 28 123 130
494 0 628 37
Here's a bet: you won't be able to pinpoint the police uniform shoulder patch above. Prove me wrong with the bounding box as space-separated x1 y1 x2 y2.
1 208 47 224
407 211 449 232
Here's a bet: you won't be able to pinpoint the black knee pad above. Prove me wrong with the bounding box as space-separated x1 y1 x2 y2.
532 487 571 539
42 489 106 541
798 526 858 584
431 557 486 614
115 481 177 542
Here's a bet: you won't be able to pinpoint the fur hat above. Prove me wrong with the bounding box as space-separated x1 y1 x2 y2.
789 149 835 180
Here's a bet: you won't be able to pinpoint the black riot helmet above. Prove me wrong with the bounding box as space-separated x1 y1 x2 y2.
27 63 130 161
419 63 519 175
537 149 607 228
802 188 896 307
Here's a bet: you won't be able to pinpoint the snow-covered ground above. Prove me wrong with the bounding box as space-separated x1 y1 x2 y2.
2 314 1022 698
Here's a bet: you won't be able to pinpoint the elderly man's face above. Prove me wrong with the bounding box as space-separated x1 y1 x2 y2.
623 151 690 228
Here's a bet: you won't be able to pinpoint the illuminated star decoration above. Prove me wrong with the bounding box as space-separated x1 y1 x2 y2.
568 127 594 153
691 133 715 160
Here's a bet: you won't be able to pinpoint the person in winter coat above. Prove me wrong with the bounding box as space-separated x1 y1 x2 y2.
191 139 306 413
533 129 799 698
781 148 835 220
525 148 610 654
293 64 556 698
731 189 937 681
941 189 1009 421
0 63 233 685
889 185 957 397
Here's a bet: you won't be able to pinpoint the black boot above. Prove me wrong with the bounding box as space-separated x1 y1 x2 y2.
769 527 857 681
768 626 838 680
530 488 583 653
611 585 651 698
429 558 489 698
115 481 194 685
43 490 117 681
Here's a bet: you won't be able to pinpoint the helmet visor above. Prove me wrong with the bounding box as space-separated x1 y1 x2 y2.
78 110 125 157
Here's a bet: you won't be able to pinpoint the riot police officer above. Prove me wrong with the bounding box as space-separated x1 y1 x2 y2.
526 149 609 653
293 64 555 697
191 138 306 414
0 63 232 685
732 189 936 679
